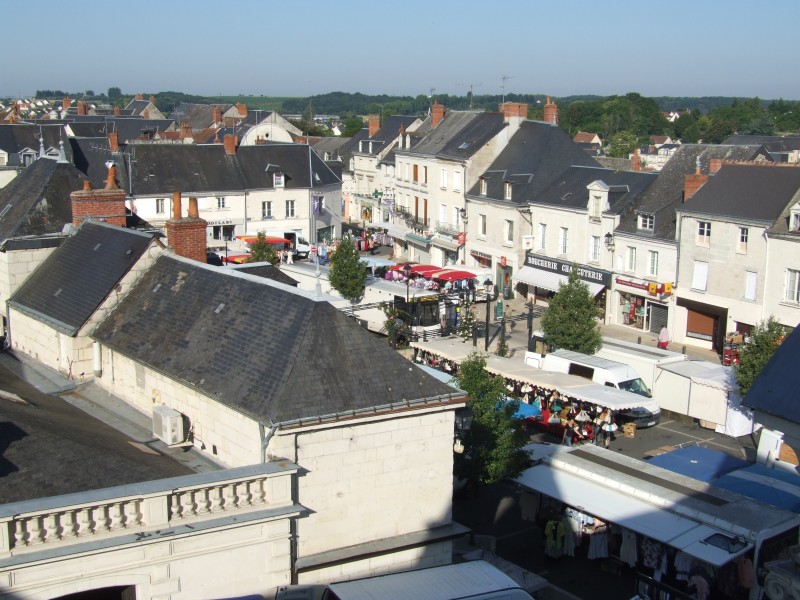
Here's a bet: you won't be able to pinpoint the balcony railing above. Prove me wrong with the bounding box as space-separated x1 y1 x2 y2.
0 463 299 557
436 222 460 236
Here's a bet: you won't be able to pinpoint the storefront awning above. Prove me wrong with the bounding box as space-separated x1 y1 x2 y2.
513 266 604 296
405 233 432 246
386 224 409 239
516 464 753 566
431 236 460 252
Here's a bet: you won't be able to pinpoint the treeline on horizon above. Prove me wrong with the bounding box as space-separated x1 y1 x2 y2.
26 88 800 158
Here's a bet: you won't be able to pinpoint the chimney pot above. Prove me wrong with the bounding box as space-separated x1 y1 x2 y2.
104 164 118 190
368 114 380 137
83 180 92 191
223 134 238 155
188 197 199 218
431 101 445 128
543 97 558 125
108 131 119 153
113 106 120 116
173 191 182 219
709 158 723 174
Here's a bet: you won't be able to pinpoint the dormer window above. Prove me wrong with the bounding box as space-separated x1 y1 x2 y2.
480 178 487 196
791 203 800 231
273 172 285 188
638 214 655 231
589 194 602 219
504 182 512 201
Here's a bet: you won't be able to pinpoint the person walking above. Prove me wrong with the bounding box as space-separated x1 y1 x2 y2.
658 326 670 349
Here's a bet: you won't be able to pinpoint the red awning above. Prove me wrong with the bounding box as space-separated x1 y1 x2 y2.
433 270 479 281
224 254 251 264
237 235 290 246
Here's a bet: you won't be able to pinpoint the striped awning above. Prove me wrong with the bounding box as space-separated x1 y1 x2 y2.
431 236 460 251
513 266 605 296
405 233 432 246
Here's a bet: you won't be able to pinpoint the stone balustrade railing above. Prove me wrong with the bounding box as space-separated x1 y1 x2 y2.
0 462 298 557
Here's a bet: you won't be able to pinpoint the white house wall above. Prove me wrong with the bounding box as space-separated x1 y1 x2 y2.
763 236 800 327
0 245 59 314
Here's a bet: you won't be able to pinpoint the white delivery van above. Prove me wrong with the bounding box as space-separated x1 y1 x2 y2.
275 560 533 600
595 336 687 392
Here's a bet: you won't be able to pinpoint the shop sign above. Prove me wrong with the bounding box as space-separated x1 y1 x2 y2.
501 256 507 267
207 219 234 226
525 252 611 286
457 232 466 245
470 249 492 260
616 277 674 296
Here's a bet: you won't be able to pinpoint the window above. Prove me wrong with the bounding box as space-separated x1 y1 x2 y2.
439 203 447 226
505 220 514 244
262 201 272 219
744 271 757 301
479 214 487 237
559 227 568 254
217 197 226 209
692 261 709 291
786 269 800 304
590 195 602 219
538 223 547 250
638 214 654 231
404 163 409 181
738 227 749 254
440 168 447 189
697 221 711 246
413 164 419 183
589 236 600 262
504 182 512 200
647 250 659 277
626 246 637 272
453 170 462 192
792 212 800 231
452 206 461 229
273 172 284 188
423 166 428 184
155 198 165 214
286 200 295 218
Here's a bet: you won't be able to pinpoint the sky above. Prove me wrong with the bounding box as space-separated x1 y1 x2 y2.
3 0 800 101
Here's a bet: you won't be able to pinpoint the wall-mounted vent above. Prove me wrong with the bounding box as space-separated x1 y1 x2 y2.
152 405 184 445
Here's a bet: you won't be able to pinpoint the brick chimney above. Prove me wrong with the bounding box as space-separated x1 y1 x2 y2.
631 147 641 172
77 101 87 116
709 158 723 174
544 97 558 125
237 102 247 117
431 101 445 128
166 193 208 263
149 95 156 105
212 105 222 125
62 95 71 113
223 134 238 155
135 93 143 101
108 131 119 153
684 158 708 202
69 163 127 227
500 102 528 120
113 106 120 116
180 121 192 140
368 114 380 137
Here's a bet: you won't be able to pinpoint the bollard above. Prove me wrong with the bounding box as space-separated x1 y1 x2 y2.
637 336 642 345
682 345 686 354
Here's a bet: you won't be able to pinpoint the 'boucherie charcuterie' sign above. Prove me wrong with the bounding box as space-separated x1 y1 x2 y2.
524 252 612 287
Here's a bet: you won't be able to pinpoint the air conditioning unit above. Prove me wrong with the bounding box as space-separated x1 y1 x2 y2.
152 405 184 445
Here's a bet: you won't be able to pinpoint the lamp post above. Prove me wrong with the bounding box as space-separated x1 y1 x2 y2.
484 278 497 351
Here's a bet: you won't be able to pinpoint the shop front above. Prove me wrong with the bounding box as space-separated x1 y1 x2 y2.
431 235 460 267
469 249 492 270
496 256 514 300
677 298 728 354
614 277 673 334
207 218 240 243
405 232 432 264
513 254 610 318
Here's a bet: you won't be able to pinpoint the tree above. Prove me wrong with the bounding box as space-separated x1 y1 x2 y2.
328 236 367 306
540 266 602 354
454 353 529 493
607 130 639 158
245 232 279 265
342 114 365 137
108 87 122 100
455 298 478 342
734 316 786 395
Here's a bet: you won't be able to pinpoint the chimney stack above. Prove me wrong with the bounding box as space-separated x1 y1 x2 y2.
709 158 723 174
223 134 238 155
70 163 127 227
684 158 708 202
212 105 222 125
149 95 156 105
77 101 87 116
113 106 120 116
631 148 641 172
431 101 445 128
62 95 71 113
543 97 558 125
500 102 528 121
180 121 192 140
166 192 208 263
237 102 248 117
135 93 143 101
368 114 380 137
108 131 119 153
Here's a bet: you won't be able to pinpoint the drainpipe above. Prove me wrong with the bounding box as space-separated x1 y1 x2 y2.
260 421 279 463
92 341 102 377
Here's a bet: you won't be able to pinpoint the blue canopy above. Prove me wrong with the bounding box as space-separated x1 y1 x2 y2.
647 446 748 483
713 464 800 512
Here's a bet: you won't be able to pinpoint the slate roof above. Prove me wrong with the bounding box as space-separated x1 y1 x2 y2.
0 158 87 241
530 166 657 214
310 136 350 161
680 164 800 223
337 129 370 174
357 115 419 156
0 357 192 504
230 262 299 286
120 142 340 196
8 221 157 336
466 120 601 204
723 134 800 157
169 103 232 130
68 118 176 143
403 111 507 161
0 123 70 167
92 255 460 425
69 137 122 190
616 144 771 240
743 324 800 423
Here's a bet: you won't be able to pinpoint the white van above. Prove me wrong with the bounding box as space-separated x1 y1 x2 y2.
539 349 653 398
275 560 533 600
595 336 687 392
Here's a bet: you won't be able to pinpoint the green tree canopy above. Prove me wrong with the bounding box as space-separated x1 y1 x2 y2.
342 114 365 137
540 267 602 354
328 236 367 304
108 86 122 100
454 353 529 491
245 232 279 265
606 130 639 158
735 316 787 395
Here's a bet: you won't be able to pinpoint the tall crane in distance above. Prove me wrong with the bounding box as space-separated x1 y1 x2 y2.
456 82 482 109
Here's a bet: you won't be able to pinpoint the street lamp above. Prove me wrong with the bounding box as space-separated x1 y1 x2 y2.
484 278 498 351
404 263 413 303
604 232 615 252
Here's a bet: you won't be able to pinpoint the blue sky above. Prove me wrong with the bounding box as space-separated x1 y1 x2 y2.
4 0 799 100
